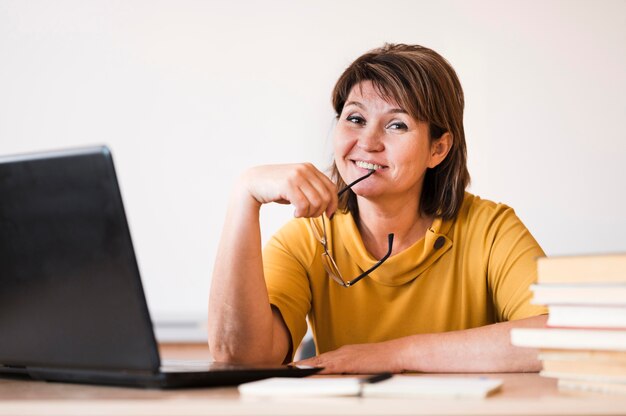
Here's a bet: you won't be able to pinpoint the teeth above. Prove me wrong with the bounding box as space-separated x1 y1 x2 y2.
355 160 383 170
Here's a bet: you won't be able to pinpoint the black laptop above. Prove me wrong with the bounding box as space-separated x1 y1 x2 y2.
0 146 320 388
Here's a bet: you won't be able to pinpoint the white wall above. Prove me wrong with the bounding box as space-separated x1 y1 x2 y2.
1 0 624 326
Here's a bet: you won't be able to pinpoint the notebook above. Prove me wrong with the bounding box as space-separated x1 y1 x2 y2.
239 375 504 398
0 146 320 388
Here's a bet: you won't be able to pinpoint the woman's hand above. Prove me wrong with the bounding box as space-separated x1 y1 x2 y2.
295 315 548 374
240 163 338 218
294 340 403 374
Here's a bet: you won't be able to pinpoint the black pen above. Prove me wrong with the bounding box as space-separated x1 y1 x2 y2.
361 372 393 384
358 372 392 397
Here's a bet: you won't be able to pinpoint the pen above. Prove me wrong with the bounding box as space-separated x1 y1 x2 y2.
361 372 393 384
358 372 392 397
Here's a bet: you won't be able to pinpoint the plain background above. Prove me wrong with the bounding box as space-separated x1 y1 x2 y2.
1 0 625 333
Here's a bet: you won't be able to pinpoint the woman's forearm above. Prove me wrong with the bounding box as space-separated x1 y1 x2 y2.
296 315 547 374
207 164 337 364
207 183 285 364
394 315 547 373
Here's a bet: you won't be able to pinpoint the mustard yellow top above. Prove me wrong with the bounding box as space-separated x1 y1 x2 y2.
263 193 548 357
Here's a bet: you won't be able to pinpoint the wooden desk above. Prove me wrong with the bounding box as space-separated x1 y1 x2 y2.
1 344 625 416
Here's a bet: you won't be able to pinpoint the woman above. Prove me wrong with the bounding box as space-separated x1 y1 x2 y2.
208 44 547 374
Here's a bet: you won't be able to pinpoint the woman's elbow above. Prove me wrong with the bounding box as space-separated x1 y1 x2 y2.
208 339 274 365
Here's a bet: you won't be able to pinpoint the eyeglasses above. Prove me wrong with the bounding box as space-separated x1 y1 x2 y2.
310 170 394 287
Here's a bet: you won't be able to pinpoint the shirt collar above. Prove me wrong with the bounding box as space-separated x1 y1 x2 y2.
334 211 453 286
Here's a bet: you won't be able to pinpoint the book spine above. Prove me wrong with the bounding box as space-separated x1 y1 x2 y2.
537 255 626 283
558 378 626 395
510 328 626 351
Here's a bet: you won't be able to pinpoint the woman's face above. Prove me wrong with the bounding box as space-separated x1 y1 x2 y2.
333 81 444 202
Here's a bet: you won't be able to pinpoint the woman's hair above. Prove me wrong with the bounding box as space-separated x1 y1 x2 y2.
331 43 470 220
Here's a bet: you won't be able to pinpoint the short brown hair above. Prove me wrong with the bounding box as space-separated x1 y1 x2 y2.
331 44 470 220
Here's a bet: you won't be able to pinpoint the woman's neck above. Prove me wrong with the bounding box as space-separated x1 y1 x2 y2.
356 194 432 259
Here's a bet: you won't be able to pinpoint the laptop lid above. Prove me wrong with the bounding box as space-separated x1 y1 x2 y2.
0 146 161 373
0 146 322 388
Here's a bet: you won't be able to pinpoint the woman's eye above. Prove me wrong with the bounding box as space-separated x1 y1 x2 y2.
346 115 365 125
387 121 408 130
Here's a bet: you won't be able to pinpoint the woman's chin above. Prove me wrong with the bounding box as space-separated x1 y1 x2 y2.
351 186 384 200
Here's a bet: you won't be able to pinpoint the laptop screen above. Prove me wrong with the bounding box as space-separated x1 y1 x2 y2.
0 147 161 372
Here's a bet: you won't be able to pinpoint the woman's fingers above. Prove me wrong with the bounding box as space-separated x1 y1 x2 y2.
293 164 337 218
244 163 338 218
306 170 338 218
294 182 326 218
287 186 312 218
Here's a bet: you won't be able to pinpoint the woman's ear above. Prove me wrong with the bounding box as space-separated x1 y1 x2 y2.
428 132 453 169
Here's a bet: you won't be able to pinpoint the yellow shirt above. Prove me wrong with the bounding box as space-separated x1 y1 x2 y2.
263 193 547 357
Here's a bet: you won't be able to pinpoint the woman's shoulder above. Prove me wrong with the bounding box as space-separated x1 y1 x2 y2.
264 216 321 267
272 210 354 239
456 192 520 227
451 193 538 257
272 216 316 244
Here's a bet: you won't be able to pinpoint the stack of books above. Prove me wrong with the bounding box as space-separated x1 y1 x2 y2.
510 253 626 395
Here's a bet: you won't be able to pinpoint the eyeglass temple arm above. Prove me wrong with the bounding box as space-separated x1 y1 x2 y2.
345 233 394 287
338 169 375 198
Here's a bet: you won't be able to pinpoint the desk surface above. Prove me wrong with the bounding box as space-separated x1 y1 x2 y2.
1 344 625 416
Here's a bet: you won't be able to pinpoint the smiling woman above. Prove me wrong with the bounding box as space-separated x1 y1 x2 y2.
207 44 548 374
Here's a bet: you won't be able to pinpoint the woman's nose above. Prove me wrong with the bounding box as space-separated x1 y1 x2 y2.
357 126 384 152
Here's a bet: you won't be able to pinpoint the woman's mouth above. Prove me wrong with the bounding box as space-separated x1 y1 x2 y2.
354 160 386 171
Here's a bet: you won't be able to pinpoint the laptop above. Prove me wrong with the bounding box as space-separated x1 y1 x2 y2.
0 146 320 388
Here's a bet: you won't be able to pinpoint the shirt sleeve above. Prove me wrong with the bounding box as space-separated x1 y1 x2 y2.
484 205 549 322
262 218 315 361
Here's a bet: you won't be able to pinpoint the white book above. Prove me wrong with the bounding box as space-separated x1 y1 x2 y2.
530 284 626 306
547 305 626 328
558 379 626 396
511 328 626 351
361 376 503 398
542 370 626 383
240 377 361 397
537 253 626 284
538 349 626 364
238 375 503 399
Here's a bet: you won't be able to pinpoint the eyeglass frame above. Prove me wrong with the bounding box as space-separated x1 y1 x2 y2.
310 215 394 287
309 169 395 287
